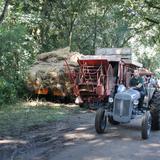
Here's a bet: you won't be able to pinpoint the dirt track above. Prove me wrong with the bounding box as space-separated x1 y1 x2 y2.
0 109 160 160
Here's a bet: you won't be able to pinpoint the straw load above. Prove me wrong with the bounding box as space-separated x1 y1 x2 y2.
26 47 82 97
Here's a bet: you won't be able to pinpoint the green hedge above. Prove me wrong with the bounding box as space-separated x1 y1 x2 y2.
0 77 17 105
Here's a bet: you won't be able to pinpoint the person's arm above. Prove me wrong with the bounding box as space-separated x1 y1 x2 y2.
136 77 143 88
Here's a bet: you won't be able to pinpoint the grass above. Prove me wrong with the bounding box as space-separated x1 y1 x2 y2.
0 101 81 137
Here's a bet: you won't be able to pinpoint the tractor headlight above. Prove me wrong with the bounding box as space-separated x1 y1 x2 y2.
133 100 139 105
109 97 113 103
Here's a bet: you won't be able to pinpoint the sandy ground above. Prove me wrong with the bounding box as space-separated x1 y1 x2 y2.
0 109 160 160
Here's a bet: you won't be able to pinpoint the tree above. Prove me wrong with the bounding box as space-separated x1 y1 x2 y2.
122 0 160 70
1 0 160 104
0 0 10 24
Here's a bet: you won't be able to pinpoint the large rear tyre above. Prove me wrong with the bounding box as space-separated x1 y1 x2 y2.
141 111 152 140
108 116 120 125
150 91 160 130
95 108 106 133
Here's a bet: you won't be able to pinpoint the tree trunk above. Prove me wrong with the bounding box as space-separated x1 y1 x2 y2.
92 6 98 54
68 14 77 52
0 0 10 24
69 30 73 51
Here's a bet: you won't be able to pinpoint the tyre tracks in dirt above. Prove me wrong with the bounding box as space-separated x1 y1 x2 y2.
0 110 96 160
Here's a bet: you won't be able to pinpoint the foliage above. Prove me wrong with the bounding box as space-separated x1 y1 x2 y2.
0 0 160 104
0 77 16 104
123 0 160 71
0 24 39 105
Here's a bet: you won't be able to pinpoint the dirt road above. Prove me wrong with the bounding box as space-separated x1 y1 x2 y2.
0 109 160 160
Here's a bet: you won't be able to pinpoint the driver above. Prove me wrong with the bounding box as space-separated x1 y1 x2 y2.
129 70 145 108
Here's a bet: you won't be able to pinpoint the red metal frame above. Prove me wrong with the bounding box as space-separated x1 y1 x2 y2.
65 57 140 105
75 59 113 103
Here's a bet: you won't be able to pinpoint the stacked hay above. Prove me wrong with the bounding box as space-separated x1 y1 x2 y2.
26 47 82 97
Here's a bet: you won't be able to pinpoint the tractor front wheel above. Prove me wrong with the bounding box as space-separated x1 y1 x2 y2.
95 108 106 133
141 111 152 139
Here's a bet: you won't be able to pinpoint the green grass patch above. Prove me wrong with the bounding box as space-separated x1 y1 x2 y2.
0 101 80 137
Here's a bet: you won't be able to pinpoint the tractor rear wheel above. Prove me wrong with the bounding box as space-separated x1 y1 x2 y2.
150 91 160 130
95 108 106 133
141 111 152 139
108 116 120 125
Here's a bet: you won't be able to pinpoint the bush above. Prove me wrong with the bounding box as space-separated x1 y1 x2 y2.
0 77 17 105
0 24 39 105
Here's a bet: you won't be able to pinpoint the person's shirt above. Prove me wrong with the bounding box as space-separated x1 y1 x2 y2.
129 76 144 88
150 77 156 85
149 77 158 87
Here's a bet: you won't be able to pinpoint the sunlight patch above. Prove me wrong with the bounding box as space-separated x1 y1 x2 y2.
0 139 27 144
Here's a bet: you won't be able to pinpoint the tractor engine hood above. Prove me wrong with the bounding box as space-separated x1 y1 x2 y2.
113 88 141 123
116 88 141 101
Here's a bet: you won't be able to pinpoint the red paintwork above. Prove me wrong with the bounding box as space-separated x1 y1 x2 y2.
75 59 112 104
78 59 109 66
65 57 140 105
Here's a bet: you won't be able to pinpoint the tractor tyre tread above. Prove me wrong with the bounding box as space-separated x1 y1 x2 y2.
95 108 106 134
150 91 160 130
142 111 151 139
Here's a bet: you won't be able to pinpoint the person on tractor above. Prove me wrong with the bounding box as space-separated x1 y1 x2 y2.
149 75 158 88
129 69 145 108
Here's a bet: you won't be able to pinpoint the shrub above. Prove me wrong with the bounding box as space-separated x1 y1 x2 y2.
0 77 17 105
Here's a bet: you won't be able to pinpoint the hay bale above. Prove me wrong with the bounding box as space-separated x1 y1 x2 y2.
26 47 82 97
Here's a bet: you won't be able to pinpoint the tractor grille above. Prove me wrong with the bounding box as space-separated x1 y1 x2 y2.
113 93 132 123
114 98 130 117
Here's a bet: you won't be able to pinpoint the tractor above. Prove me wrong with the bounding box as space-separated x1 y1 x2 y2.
95 83 160 139
94 63 160 139
67 48 160 139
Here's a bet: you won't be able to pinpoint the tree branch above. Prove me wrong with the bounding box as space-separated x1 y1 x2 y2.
0 0 10 24
129 23 155 32
144 0 160 10
144 17 159 24
120 35 133 47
